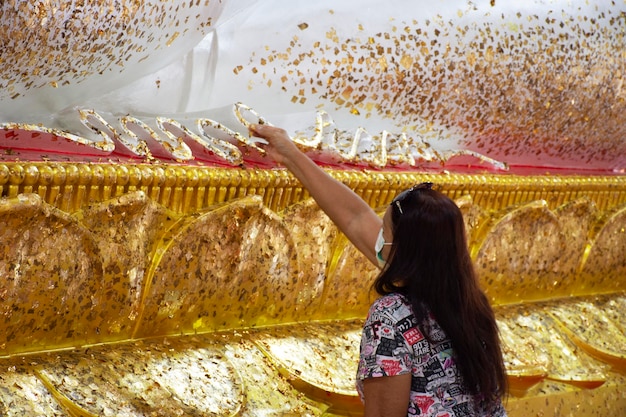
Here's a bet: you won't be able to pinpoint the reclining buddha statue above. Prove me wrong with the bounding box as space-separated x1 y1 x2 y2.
0 0 625 415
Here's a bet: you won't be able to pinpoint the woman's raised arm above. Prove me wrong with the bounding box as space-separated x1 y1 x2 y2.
250 124 382 265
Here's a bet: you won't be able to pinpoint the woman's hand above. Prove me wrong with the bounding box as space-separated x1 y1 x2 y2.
249 124 300 166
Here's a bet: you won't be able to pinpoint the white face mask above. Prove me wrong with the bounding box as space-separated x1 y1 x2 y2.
374 227 389 268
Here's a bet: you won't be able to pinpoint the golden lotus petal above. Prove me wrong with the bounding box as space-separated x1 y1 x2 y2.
548 299 626 371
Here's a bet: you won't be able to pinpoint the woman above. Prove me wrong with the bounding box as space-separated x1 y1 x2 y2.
250 124 508 417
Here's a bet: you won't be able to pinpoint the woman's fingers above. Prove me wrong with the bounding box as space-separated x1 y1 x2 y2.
250 124 284 141
249 123 271 139
249 124 289 164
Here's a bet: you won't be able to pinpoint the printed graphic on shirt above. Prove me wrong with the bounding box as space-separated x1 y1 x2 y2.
376 336 399 357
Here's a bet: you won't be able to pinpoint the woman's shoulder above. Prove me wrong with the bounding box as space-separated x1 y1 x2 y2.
367 294 438 331
367 293 413 317
371 292 409 307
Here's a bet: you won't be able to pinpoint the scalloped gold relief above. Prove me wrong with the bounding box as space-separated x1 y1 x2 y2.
496 318 549 396
324 235 380 320
36 338 245 417
281 198 339 319
496 305 609 389
136 195 295 336
234 205 300 326
554 198 598 275
598 294 626 335
0 334 332 416
75 192 178 340
0 194 104 356
222 337 330 415
548 299 626 372
456 194 488 250
504 375 626 417
473 200 568 304
579 204 626 295
250 321 363 408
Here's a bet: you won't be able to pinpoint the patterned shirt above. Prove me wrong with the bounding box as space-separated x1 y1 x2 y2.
356 293 507 417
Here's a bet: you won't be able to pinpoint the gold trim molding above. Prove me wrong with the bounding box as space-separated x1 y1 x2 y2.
2 162 626 213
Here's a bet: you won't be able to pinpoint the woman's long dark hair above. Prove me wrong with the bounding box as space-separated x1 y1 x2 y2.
374 185 507 409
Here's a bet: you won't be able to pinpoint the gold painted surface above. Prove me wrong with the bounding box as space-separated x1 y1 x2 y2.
222 337 330 416
1 163 626 415
36 339 244 417
505 376 626 417
250 321 363 399
548 299 626 372
0 365 66 416
496 305 609 389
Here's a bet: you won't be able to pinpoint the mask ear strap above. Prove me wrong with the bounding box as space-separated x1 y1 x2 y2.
375 228 385 252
